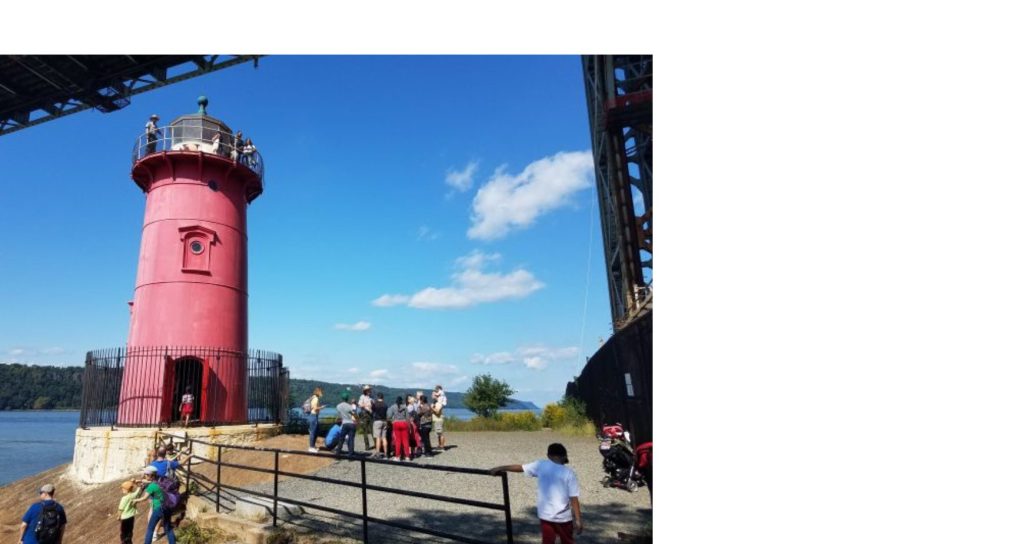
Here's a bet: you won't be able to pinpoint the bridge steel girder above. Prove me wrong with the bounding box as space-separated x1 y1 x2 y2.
582 55 653 332
0 55 262 137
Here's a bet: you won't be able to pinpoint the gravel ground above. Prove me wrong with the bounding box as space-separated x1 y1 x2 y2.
212 431 651 543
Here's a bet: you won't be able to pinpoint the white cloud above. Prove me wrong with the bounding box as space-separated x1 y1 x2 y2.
472 345 579 371
468 151 594 240
8 348 26 356
410 362 460 375
372 250 543 310
470 351 516 365
369 369 391 379
334 321 372 331
445 160 479 192
417 226 440 241
372 294 411 307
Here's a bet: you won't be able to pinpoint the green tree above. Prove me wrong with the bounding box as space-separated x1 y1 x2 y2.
463 374 514 418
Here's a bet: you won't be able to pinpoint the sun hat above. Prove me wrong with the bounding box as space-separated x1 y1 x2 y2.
39 484 55 494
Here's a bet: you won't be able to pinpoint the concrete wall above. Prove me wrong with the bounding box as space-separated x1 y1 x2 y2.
72 424 281 484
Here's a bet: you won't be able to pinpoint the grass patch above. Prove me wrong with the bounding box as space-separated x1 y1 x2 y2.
445 411 542 431
176 522 224 544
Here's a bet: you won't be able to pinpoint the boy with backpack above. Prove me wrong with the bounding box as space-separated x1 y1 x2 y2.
18 483 66 544
136 466 177 544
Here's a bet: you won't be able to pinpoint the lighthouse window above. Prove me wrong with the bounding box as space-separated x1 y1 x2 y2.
190 241 204 254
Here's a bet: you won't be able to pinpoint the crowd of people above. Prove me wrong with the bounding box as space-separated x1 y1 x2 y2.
17 442 193 544
305 384 448 461
17 380 584 544
142 115 259 170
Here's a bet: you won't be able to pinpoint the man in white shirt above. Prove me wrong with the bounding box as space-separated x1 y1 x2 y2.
490 443 583 543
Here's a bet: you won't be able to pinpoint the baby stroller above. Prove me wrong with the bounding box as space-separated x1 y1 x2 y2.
598 424 650 492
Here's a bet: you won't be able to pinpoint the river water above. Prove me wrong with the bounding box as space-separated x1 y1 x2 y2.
0 411 80 486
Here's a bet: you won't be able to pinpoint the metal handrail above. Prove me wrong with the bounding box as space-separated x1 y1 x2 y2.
159 431 516 543
131 127 265 184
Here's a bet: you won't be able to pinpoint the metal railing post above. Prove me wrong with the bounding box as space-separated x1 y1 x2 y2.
185 437 192 493
273 450 279 528
215 445 222 513
502 472 514 544
361 458 369 542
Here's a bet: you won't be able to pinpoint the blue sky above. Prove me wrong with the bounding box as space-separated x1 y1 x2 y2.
0 56 612 406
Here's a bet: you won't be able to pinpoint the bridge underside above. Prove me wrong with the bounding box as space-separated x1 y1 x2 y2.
0 55 260 136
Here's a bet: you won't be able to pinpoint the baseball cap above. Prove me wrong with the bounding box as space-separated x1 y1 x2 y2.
362 385 371 391
39 484 55 494
143 466 158 475
150 114 159 119
547 443 569 463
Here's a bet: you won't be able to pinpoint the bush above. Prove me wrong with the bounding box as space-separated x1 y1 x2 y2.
541 403 568 428
541 397 595 436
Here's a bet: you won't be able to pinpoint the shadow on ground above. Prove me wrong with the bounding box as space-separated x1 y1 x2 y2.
265 501 652 544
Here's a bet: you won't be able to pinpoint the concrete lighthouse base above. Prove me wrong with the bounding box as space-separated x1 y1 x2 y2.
72 424 282 484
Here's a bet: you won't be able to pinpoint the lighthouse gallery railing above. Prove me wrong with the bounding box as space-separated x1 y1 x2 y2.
79 346 288 428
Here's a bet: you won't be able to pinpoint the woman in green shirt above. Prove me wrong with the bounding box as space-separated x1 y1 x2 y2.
134 468 176 544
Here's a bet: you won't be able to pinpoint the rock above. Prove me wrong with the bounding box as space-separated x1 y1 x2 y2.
233 496 270 522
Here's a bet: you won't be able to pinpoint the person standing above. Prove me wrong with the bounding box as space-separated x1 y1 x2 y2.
18 483 67 544
144 115 160 155
388 396 411 461
241 138 256 168
417 394 434 456
405 395 421 454
371 392 389 458
306 387 323 453
117 480 144 544
432 393 446 451
136 467 176 544
231 130 243 161
179 386 194 428
357 385 374 450
334 396 358 456
490 443 583 544
148 446 191 478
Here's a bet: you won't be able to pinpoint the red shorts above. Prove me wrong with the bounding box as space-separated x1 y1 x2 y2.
540 519 575 544
181 404 193 416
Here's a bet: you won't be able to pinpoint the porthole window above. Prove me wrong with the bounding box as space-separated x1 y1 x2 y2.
190 240 204 255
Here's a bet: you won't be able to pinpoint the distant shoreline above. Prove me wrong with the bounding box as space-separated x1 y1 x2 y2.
0 408 78 412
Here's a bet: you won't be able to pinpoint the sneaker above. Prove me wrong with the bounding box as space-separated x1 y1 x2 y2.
308 447 318 453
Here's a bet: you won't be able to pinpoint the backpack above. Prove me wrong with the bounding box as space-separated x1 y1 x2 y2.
157 474 181 510
34 502 62 544
302 395 314 414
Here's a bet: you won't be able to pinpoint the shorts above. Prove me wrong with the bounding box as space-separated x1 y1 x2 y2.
373 420 387 437
433 417 444 434
181 404 193 416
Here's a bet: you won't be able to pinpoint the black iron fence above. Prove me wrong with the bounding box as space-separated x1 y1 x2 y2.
80 346 288 428
157 431 515 543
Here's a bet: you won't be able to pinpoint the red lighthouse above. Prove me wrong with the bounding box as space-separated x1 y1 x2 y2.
117 97 265 425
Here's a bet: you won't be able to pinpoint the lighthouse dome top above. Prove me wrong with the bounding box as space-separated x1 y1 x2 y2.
167 96 233 146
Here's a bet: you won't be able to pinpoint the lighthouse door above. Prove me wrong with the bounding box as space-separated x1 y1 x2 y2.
171 357 204 424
